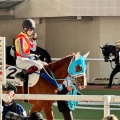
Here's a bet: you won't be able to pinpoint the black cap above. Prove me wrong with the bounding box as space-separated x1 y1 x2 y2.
22 19 36 29
2 82 17 93
29 112 43 120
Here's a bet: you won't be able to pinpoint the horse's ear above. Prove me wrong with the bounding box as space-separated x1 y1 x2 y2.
83 51 90 59
99 46 103 49
72 52 76 56
105 43 108 46
75 52 80 60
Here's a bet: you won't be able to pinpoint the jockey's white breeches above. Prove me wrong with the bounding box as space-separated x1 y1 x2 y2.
16 56 43 70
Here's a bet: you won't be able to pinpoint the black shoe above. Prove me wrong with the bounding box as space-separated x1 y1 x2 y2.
15 71 25 82
104 86 111 88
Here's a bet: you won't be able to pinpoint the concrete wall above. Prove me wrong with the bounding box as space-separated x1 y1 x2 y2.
14 0 120 18
45 17 120 81
45 17 100 81
0 18 46 48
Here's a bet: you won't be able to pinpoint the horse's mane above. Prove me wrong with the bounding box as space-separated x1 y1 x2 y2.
104 44 115 47
103 44 116 56
103 44 116 50
42 55 73 73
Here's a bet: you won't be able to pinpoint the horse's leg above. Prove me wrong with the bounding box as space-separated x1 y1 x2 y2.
30 105 42 114
42 102 54 120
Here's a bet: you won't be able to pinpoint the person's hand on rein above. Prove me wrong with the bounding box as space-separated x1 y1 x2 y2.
34 54 40 60
67 86 73 92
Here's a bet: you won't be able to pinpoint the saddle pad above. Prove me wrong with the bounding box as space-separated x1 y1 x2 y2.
6 66 40 87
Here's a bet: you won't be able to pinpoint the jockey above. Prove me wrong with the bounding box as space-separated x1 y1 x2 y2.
15 19 46 82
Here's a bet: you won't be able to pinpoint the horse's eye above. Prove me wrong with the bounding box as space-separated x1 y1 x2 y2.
75 65 82 72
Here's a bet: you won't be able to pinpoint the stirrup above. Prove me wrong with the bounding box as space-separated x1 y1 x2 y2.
22 69 27 74
15 72 25 82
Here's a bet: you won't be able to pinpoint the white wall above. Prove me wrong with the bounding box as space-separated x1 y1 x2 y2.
14 0 120 18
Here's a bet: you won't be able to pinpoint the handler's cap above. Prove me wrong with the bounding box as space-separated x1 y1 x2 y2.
2 82 17 93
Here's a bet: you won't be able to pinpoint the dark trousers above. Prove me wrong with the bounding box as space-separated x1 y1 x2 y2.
108 65 120 87
62 111 73 120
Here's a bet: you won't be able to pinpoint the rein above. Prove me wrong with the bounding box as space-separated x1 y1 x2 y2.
41 55 86 88
42 56 85 81
42 67 75 81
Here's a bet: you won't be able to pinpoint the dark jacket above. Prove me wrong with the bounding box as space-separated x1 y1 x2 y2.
2 100 25 120
112 51 120 65
57 81 82 112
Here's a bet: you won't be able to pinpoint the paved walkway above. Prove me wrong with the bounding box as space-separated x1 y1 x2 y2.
86 85 120 90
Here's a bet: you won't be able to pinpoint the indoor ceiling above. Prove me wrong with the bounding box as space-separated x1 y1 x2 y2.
0 0 24 10
0 0 25 19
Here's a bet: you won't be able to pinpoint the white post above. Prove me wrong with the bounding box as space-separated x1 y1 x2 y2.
0 85 2 120
104 95 111 117
0 37 6 120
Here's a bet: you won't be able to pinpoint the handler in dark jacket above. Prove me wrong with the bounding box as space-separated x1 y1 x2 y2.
57 80 82 120
105 50 120 88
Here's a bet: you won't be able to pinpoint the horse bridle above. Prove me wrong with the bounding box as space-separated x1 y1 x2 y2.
102 48 116 69
42 56 86 87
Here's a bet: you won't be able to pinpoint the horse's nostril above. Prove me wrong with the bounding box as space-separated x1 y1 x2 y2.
75 65 82 72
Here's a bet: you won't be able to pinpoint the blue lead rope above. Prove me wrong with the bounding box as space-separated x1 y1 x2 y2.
50 70 63 91
68 84 78 110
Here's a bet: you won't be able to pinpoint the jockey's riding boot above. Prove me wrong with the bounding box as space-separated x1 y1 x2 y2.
15 66 38 82
15 69 28 82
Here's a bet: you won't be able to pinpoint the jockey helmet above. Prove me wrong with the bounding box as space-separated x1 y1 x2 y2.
22 19 36 30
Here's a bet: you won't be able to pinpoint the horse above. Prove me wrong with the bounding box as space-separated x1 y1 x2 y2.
6 52 89 120
6 45 51 66
100 44 120 88
99 44 116 62
30 46 51 63
6 46 16 65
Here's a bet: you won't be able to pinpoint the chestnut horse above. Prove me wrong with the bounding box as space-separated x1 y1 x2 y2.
6 52 89 120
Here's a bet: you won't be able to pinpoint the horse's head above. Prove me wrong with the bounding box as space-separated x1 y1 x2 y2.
100 44 116 62
68 52 90 88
